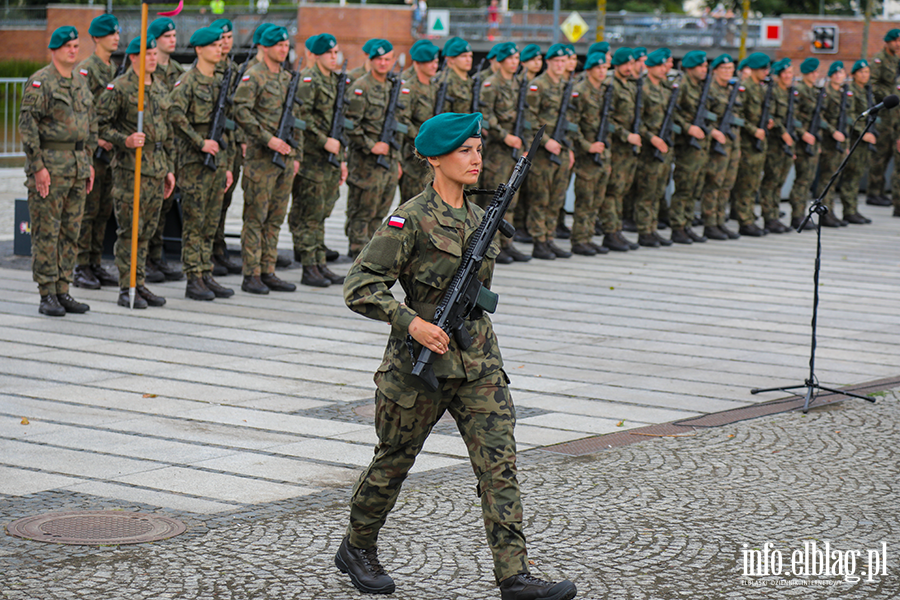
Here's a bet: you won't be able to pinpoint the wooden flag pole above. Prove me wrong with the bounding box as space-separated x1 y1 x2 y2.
129 0 149 309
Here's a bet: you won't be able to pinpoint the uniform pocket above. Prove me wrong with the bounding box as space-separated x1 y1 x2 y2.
413 227 462 292
374 368 421 409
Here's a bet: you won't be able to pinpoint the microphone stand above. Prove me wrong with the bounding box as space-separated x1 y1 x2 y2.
750 112 879 413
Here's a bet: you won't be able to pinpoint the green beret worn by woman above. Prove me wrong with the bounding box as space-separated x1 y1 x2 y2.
335 112 577 600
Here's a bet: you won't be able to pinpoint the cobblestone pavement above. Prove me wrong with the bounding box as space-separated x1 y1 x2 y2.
2 390 898 599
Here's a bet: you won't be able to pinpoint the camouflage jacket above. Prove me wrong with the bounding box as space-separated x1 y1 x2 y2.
297 63 344 167
217 56 246 144
20 62 96 178
870 49 899 103
848 81 870 137
638 77 673 146
821 83 849 141
403 70 437 142
233 61 302 161
344 184 503 383
444 68 473 115
344 71 404 163
348 65 367 84
768 83 790 140
609 74 637 147
707 77 743 143
167 66 235 169
525 71 573 154
673 73 708 146
570 76 612 169
155 57 186 93
794 80 820 140
76 54 118 101
480 71 518 145
739 76 768 146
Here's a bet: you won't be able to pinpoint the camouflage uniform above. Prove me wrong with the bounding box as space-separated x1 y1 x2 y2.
867 49 899 199
290 64 344 267
74 54 116 268
97 68 173 287
836 81 870 217
633 77 675 235
570 76 612 244
153 56 185 91
670 74 712 230
344 71 404 256
213 56 246 260
347 65 367 84
233 61 302 276
700 78 743 227
521 72 574 243
167 66 232 277
730 76 769 226
815 83 850 214
788 80 823 220
604 74 640 234
20 63 96 296
343 184 526 585
759 83 794 222
443 68 473 114
399 69 436 204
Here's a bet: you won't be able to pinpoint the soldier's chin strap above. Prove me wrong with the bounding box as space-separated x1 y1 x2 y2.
463 188 496 197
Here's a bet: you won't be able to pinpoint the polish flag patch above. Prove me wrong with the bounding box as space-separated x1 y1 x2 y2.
106 83 115 90
174 80 181 87
793 89 799 96
738 86 746 92
79 68 88 76
483 81 491 87
401 88 410 94
32 81 41 88
529 85 538 91
572 91 579 97
847 91 854 96
303 76 312 82
388 215 406 228
354 88 364 95
242 75 250 82
345 78 351 84
875 58 882 63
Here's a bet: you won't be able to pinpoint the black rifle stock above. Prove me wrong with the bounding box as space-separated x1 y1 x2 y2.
409 126 545 392
510 66 530 160
805 85 827 156
654 82 681 162
711 77 741 156
94 56 130 165
433 59 453 115
548 76 577 166
272 60 306 170
470 58 488 113
754 77 774 153
327 59 352 167
865 83 878 152
836 82 850 152
593 81 615 166
632 75 643 155
375 61 409 170
783 84 797 156
202 65 236 171
689 74 714 150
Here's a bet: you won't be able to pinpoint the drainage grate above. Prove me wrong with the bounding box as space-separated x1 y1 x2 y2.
6 511 186 545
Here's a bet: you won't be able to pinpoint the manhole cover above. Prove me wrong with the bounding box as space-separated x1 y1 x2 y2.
6 511 186 545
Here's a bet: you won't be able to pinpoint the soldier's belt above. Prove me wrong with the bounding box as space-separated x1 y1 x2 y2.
408 299 484 323
144 142 164 151
40 141 84 151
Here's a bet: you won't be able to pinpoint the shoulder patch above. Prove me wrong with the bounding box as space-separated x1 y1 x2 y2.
242 75 251 82
79 68 89 76
346 78 351 84
483 81 491 87
302 76 312 82
106 83 114 90
174 80 181 87
738 86 745 92
32 81 41 88
401 88 410 94
388 215 406 229
572 91 579 97
354 88 364 95
847 91 853 96
793 89 799 95
875 58 882 63
529 85 539 91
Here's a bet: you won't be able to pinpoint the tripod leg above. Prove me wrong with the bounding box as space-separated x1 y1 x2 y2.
811 384 877 403
751 384 811 396
802 383 815 413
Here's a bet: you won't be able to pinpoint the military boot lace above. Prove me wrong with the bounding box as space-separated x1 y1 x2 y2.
360 546 387 576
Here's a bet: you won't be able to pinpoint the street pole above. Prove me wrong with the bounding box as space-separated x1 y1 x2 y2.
596 0 606 42
739 0 750 60
553 0 560 44
862 0 873 60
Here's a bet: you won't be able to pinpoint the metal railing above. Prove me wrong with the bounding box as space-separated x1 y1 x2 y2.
0 78 26 158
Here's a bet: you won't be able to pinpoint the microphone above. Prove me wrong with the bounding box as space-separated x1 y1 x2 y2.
861 94 900 118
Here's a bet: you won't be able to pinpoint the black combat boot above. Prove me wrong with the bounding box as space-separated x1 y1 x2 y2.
495 249 515 264
136 285 166 307
866 194 891 206
638 233 660 247
261 272 296 291
213 252 242 274
791 216 816 231
764 219 789 233
318 264 344 284
513 228 533 243
118 288 148 309
91 264 119 286
820 213 841 227
546 240 572 258
554 223 571 239
39 294 66 317
57 293 89 313
531 241 556 260
154 256 184 281
186 276 215 301
843 212 871 224
144 261 165 283
704 226 728 241
275 254 292 269
301 266 331 288
504 244 532 262
499 573 577 600
73 265 100 290
617 231 639 250
242 275 270 294
670 228 692 244
325 246 340 262
203 273 235 298
739 222 766 237
334 536 395 595
210 257 228 277
570 242 597 256
601 233 629 252
621 218 637 232
652 231 673 246
719 223 740 239
685 226 707 242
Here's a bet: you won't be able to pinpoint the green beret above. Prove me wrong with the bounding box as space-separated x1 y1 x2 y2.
682 50 707 70
828 61 844 77
189 27 222 48
493 42 518 63
633 47 647 59
362 39 379 55
486 45 499 60
259 26 290 48
546 43 567 60
584 52 606 71
737 58 748 71
304 34 319 51
308 33 336 55
368 39 393 59
415 113 482 157
658 47 672 60
852 59 868 74
770 58 789 75
645 49 667 68
564 44 575 56
800 57 819 74
210 19 233 34
710 54 732 70
885 29 900 42
611 47 634 66
147 17 175 39
49 26 78 50
253 23 275 46
89 15 119 38
410 41 440 63
588 41 609 55
443 36 472 57
126 34 156 55
745 52 770 70
520 44 542 63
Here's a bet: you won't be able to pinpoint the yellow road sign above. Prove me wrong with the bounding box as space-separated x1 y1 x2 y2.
561 11 588 43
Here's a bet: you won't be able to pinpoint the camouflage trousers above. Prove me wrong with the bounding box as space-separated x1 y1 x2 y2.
112 170 164 288
76 157 113 266
241 154 293 276
603 142 639 233
523 149 569 243
837 140 866 217
289 156 341 266
178 162 227 276
213 148 243 258
27 174 86 296
633 150 673 234
482 148 520 248
760 144 793 221
346 153 399 256
670 143 709 229
867 109 895 197
148 185 177 263
815 142 845 214
892 138 900 211
700 137 740 227
731 141 767 226
400 154 432 207
348 368 528 585
572 154 611 244
788 144 819 220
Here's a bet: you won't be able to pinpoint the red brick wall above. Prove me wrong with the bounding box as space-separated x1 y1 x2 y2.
1 29 50 63
0 5 104 64
780 16 899 74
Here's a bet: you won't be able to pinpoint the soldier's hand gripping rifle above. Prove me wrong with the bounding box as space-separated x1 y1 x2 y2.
689 73 714 150
327 58 353 167
804 85 827 156
202 64 237 170
510 66 530 160
375 58 409 170
272 59 307 170
754 76 774 152
433 58 453 115
653 82 681 162
409 126 545 392
548 76 577 166
593 81 615 166
632 74 644 155
470 57 488 113
865 82 878 152
783 85 798 156
711 78 741 156
94 56 131 165
835 82 850 152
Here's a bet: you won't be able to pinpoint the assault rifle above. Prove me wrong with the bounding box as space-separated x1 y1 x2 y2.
433 58 453 115
654 83 681 162
865 83 878 152
327 59 352 167
689 74 714 150
375 59 409 170
510 66 530 160
202 65 236 171
548 75 577 166
805 85 827 156
409 126 545 392
835 82 850 152
754 77 774 152
783 85 797 156
593 81 615 166
470 58 488 113
632 74 644 155
272 59 306 170
94 56 131 165
711 78 741 156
